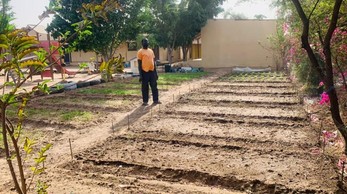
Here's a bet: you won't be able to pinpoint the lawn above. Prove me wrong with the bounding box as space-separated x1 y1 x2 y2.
130 72 208 85
6 107 95 122
78 72 208 95
37 97 133 107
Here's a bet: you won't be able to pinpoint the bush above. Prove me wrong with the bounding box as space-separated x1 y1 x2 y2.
293 59 321 96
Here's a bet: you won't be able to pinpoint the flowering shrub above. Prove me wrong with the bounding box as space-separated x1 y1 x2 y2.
322 130 338 144
319 92 330 105
338 155 347 177
319 81 324 87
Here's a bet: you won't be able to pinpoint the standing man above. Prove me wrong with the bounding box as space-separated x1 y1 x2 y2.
137 38 161 106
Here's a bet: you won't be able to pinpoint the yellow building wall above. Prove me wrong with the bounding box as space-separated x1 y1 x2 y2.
115 42 138 61
69 43 181 64
159 48 180 62
201 19 277 68
70 51 97 64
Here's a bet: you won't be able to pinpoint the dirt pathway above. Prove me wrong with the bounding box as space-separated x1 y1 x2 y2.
0 69 341 193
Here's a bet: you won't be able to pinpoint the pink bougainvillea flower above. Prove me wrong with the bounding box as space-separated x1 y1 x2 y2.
322 130 337 141
319 81 324 87
310 114 319 122
319 92 330 105
337 155 347 176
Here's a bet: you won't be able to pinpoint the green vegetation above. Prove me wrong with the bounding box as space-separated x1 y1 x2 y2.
0 1 120 193
148 0 224 62
48 0 141 61
61 111 93 121
7 107 95 122
36 97 132 107
77 72 208 95
131 72 208 85
105 82 141 89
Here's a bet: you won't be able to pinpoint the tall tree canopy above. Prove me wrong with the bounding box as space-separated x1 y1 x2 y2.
0 0 14 33
149 0 225 62
47 0 144 60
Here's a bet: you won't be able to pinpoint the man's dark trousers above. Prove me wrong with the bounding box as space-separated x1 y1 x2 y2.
141 71 158 103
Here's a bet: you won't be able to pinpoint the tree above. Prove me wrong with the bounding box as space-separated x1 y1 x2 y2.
0 0 14 34
254 14 267 20
177 0 225 61
149 0 179 63
149 0 225 62
223 8 248 19
289 0 347 153
47 0 144 61
0 1 118 193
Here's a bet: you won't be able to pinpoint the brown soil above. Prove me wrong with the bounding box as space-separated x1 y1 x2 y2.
0 69 344 194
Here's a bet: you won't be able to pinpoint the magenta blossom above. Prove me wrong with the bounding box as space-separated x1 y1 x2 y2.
319 92 330 105
319 81 324 87
338 155 347 176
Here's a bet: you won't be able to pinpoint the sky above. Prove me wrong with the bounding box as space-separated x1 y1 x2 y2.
9 0 277 28
219 0 277 19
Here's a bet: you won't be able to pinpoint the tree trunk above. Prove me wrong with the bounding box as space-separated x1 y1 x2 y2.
167 45 173 64
1 104 23 194
182 46 188 61
291 0 347 154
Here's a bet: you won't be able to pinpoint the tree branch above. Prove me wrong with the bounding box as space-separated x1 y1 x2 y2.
291 0 325 79
308 0 321 20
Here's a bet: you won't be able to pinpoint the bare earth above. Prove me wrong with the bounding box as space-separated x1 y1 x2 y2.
0 69 343 193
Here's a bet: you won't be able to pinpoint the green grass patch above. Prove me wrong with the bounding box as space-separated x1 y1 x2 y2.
38 97 132 107
7 106 95 122
130 72 208 85
104 82 141 89
61 110 93 121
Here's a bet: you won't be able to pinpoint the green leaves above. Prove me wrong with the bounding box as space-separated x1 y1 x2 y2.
36 80 51 95
100 54 124 82
36 180 49 194
47 0 141 59
34 143 52 165
29 143 52 176
24 137 35 155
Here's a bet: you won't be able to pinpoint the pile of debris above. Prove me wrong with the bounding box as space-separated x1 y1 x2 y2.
165 62 203 73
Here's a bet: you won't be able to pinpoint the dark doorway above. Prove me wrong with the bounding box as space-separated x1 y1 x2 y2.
64 53 71 65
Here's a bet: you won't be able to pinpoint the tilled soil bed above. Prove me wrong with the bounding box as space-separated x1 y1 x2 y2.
0 71 343 193
56 72 341 193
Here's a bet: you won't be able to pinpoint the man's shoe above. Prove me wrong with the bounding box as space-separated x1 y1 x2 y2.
142 102 148 106
153 101 162 104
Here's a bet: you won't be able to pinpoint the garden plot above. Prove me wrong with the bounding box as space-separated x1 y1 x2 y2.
58 72 340 193
69 135 335 193
202 86 296 95
182 93 300 105
29 94 137 112
7 81 144 130
208 82 293 88
1 72 223 194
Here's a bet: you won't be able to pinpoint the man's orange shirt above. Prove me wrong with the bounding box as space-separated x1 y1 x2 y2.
137 48 155 72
